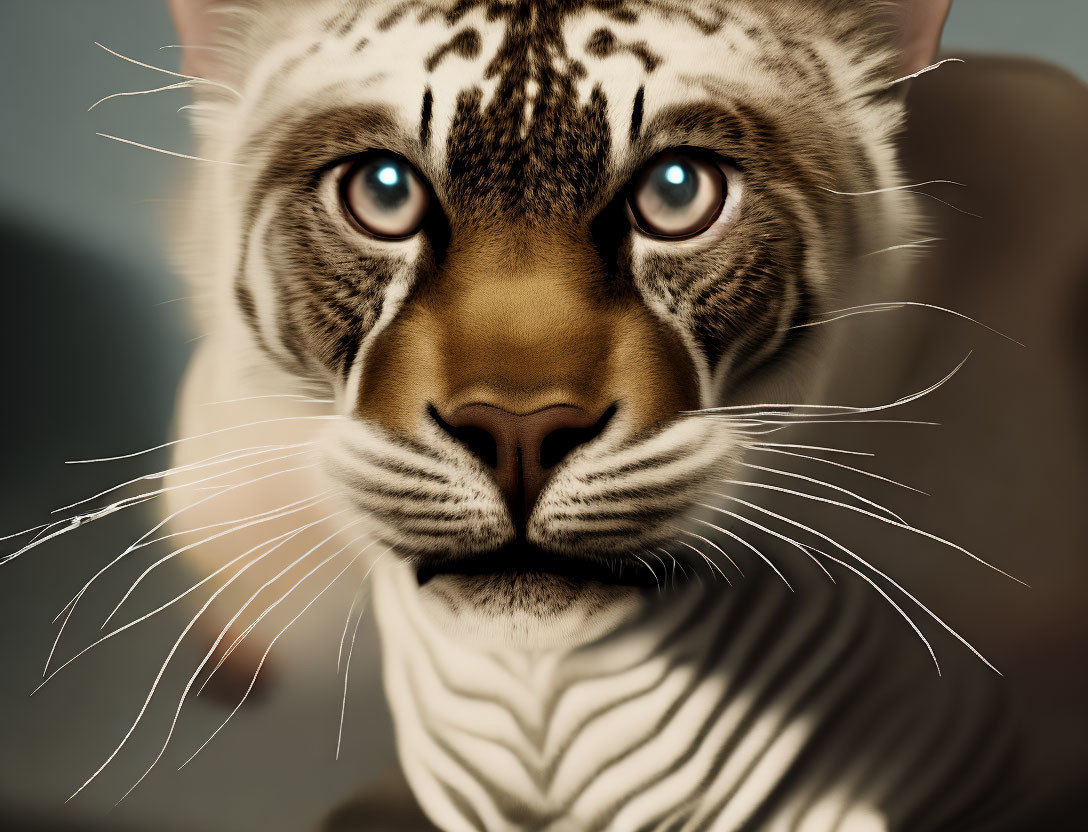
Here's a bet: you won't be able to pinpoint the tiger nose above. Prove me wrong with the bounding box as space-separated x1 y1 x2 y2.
431 403 615 528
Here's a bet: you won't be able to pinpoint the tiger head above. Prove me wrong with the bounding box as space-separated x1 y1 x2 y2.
171 0 927 648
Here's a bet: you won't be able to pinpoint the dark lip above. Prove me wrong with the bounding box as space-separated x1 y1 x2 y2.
415 544 660 588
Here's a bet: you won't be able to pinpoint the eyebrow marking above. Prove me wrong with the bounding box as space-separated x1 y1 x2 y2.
630 85 645 142
420 87 434 148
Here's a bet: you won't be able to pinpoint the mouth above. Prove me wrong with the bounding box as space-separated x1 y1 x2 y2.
415 543 662 589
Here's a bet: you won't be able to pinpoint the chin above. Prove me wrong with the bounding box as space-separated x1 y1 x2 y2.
408 545 659 650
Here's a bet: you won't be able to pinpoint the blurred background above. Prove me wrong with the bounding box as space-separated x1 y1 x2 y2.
0 1 1086 831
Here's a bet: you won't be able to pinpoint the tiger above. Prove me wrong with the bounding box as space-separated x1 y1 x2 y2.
120 0 1026 828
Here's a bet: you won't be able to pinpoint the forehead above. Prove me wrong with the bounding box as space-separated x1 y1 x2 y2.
244 0 809 215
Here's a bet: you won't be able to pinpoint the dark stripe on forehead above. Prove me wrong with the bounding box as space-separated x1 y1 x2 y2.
630 85 645 142
425 27 482 72
420 87 434 147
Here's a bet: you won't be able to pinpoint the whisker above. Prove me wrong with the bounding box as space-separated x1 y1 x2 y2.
820 179 964 196
114 521 369 802
723 494 1003 675
93 42 241 97
745 445 927 495
51 443 312 516
690 354 969 418
736 462 908 524
673 539 731 584
690 512 793 591
44 478 328 675
198 531 373 696
792 301 1024 346
181 547 387 771
337 552 387 760
99 489 333 630
722 480 1027 587
65 513 361 803
672 526 743 575
56 447 312 524
88 81 193 111
720 510 835 584
67 415 337 464
887 57 965 86
747 442 873 457
36 514 333 691
96 133 247 167
862 237 943 257
201 394 334 406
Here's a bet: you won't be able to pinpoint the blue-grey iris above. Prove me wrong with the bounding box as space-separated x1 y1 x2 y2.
628 151 727 239
341 153 430 239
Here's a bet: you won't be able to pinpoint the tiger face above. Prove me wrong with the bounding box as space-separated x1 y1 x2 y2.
181 0 914 648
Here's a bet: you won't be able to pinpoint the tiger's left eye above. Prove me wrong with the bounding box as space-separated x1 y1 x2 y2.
627 151 727 239
339 153 430 239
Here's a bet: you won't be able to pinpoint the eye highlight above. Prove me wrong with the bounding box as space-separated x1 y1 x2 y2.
339 153 430 240
627 151 730 240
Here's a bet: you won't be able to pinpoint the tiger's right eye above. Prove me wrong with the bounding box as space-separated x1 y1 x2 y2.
339 153 430 240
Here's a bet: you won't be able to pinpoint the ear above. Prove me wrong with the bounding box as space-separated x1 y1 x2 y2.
169 0 229 77
890 0 953 77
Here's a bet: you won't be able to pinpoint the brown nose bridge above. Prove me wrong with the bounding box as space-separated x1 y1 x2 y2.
355 221 701 490
438 403 611 525
429 228 617 414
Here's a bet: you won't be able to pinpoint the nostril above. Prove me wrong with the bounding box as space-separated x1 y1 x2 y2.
428 405 498 468
539 404 616 469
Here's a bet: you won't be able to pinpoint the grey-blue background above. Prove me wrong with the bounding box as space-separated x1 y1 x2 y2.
0 2 1084 831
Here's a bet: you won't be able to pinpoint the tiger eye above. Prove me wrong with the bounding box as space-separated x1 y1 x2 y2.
627 152 727 239
340 153 431 240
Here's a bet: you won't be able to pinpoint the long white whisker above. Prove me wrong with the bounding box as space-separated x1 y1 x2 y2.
673 539 731 584
114 521 368 802
793 302 1024 346
672 526 743 575
337 553 386 761
821 179 964 196
690 513 793 591
722 510 835 584
197 531 373 695
93 42 241 96
887 57 965 86
723 480 1027 586
67 415 337 464
691 354 969 418
66 512 360 803
737 462 908 524
181 547 386 771
100 490 334 630
745 445 927 495
36 516 330 691
862 237 943 257
721 493 1002 675
746 442 873 458
52 443 313 515
201 394 334 406
89 81 193 111
56 450 311 536
96 133 247 167
711 501 939 670
45 479 328 674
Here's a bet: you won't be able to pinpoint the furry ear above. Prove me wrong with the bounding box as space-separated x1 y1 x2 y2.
890 0 953 76
169 0 230 77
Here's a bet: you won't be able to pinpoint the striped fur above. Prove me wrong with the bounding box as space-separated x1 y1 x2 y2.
374 558 1016 831
164 1 1017 829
